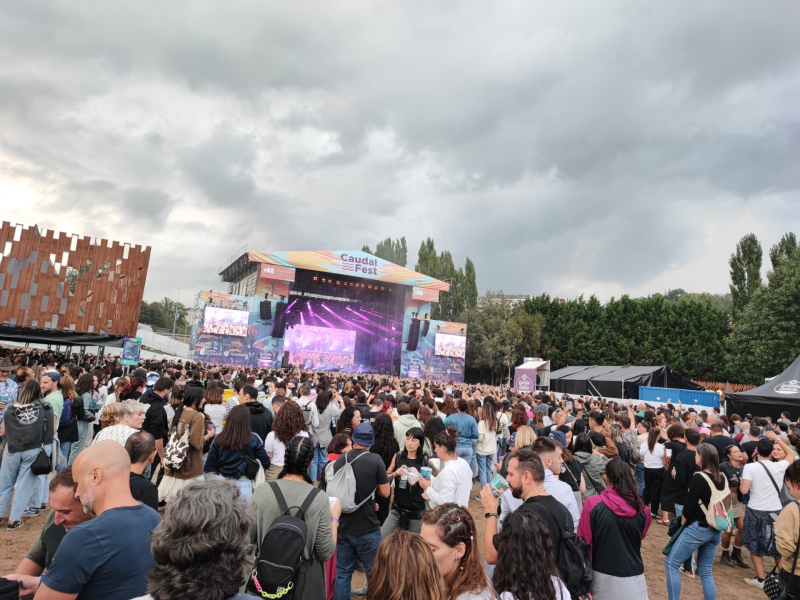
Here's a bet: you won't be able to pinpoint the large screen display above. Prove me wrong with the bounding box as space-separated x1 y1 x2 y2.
203 306 249 337
284 324 356 371
434 333 466 358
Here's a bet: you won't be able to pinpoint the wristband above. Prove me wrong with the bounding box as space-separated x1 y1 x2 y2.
331 517 339 523
484 512 498 519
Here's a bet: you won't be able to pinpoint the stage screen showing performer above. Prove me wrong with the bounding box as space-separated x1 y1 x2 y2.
203 306 249 337
434 333 466 359
284 324 357 370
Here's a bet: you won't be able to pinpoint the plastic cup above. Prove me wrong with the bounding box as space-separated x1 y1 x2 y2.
489 473 509 498
421 466 432 481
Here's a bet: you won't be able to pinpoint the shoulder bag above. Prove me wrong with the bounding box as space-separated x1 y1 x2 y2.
164 412 200 471
763 502 800 600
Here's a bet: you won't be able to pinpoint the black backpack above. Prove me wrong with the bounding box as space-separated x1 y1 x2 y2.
247 482 321 600
557 527 593 600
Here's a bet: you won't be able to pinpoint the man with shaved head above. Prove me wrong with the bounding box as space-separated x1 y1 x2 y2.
7 440 161 600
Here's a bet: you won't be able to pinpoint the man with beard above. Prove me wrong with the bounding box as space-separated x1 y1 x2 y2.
481 448 573 568
7 441 160 600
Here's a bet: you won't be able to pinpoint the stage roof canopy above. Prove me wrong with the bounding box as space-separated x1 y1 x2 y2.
230 250 450 291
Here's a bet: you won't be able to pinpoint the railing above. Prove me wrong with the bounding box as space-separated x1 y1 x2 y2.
218 244 248 275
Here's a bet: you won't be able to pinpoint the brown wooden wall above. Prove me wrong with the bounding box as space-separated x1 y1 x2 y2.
0 222 150 337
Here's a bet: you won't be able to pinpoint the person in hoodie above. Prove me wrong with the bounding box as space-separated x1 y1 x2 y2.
203 405 270 501
240 384 273 442
577 458 651 600
393 401 422 451
141 377 174 485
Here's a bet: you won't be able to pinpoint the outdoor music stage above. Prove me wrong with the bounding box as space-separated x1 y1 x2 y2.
191 250 468 381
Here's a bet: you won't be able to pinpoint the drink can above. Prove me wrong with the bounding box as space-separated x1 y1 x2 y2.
420 466 432 481
489 473 509 498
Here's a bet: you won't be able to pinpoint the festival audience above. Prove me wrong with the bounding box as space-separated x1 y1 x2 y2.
264 400 310 480
421 503 493 600
7 441 161 599
367 529 446 600
204 404 271 500
578 459 651 599
382 427 428 536
419 426 473 508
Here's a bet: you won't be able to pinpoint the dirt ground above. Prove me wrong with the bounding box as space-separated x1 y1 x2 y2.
2 481 771 600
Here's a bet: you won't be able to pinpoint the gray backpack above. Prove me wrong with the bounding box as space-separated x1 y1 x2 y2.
326 451 375 514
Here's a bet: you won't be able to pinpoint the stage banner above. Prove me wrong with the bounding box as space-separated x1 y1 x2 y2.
412 287 439 303
259 263 296 282
248 250 450 291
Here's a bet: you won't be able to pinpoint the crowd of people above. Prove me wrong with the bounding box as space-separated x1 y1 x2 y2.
0 346 799 600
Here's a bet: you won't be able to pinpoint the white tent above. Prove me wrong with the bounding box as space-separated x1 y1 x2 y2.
514 358 550 394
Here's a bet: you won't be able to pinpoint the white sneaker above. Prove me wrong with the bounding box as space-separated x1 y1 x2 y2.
743 577 764 589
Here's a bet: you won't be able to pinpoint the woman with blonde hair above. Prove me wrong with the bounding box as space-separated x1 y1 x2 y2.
367 529 446 600
93 399 146 447
99 403 121 429
107 376 129 404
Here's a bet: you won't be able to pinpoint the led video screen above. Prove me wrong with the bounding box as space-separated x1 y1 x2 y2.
434 333 466 358
284 324 357 370
203 306 249 337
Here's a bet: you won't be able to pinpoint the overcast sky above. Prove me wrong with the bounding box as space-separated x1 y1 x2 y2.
2 1 799 305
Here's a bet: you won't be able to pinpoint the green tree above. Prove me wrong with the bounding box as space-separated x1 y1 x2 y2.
769 232 799 272
729 233 763 319
139 298 189 333
415 238 477 322
728 251 800 384
363 237 408 266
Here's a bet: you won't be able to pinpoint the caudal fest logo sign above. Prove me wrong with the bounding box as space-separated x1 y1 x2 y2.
775 380 800 395
517 374 533 393
341 254 379 275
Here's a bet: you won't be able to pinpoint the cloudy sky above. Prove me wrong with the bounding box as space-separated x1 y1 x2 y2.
2 1 799 305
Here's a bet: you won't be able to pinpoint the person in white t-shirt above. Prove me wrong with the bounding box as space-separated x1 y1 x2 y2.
740 432 797 589
640 427 666 520
262 400 310 482
418 426 473 508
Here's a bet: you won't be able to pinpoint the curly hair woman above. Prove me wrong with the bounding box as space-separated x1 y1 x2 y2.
367 529 446 600
421 503 492 600
335 405 362 436
263 401 309 481
492 508 569 599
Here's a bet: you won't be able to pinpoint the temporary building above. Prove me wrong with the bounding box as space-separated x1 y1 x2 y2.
726 354 800 421
513 359 551 394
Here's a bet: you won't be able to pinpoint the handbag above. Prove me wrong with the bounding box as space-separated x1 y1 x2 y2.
763 503 800 600
243 452 261 480
164 413 198 471
31 406 52 476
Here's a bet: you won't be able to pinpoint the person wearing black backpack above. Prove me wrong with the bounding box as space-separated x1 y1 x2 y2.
249 436 340 600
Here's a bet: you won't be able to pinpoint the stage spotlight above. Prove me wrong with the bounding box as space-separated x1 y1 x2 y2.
313 276 318 281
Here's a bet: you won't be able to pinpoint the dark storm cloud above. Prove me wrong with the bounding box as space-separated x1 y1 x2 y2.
0 0 798 300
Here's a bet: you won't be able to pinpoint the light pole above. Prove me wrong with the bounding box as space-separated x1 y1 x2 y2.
172 288 181 339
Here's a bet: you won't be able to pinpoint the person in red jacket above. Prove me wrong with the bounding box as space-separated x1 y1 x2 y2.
577 459 651 600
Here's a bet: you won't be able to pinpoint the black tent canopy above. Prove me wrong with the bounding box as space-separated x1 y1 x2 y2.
549 366 594 393
727 354 800 421
560 366 625 396
589 365 669 399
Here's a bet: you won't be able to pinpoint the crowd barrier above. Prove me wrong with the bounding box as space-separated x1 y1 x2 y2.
639 386 720 408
